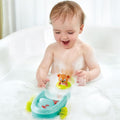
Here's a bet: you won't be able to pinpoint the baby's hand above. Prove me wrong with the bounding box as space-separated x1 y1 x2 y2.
74 70 89 86
37 79 50 88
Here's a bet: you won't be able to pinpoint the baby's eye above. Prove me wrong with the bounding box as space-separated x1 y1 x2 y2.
64 79 66 81
60 78 62 81
68 32 74 34
55 32 60 34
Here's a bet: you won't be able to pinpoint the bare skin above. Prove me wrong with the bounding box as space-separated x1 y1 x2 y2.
36 15 101 87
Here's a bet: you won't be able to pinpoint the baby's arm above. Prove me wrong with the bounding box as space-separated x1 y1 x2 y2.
36 45 53 87
74 44 100 85
83 44 101 82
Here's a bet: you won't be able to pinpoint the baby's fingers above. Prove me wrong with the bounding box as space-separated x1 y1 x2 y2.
74 70 83 76
45 79 50 82
37 81 46 88
75 71 86 78
77 78 86 86
78 73 86 77
44 79 50 84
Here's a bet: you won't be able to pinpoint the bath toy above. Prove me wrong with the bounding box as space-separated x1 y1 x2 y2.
26 96 35 112
60 107 68 119
56 74 71 89
26 90 70 119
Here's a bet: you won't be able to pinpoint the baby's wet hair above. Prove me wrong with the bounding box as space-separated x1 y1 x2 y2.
50 1 85 25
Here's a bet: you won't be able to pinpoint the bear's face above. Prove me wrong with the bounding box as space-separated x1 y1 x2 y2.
57 74 70 84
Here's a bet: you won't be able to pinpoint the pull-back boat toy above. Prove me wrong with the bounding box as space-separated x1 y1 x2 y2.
26 73 73 119
26 90 70 119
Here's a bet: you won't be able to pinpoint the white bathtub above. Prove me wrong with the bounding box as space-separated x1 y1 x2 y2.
0 26 120 120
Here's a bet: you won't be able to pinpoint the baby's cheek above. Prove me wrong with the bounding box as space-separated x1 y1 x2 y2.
69 36 76 41
71 33 78 40
54 35 59 42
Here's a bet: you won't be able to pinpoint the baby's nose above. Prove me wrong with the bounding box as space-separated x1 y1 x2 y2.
61 34 68 41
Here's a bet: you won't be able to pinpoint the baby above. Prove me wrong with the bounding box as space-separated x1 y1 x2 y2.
36 1 101 87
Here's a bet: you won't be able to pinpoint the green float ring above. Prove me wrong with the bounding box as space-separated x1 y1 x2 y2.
56 81 71 89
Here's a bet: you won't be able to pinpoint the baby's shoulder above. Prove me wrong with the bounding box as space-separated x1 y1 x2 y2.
47 43 55 49
80 41 94 54
46 42 58 52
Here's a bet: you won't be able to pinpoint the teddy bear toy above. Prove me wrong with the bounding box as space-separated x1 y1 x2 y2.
56 73 72 89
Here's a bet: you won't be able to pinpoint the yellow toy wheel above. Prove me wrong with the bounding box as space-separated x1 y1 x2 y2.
25 96 35 112
60 107 68 119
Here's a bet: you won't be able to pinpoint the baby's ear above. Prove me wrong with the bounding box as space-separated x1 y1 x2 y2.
57 74 60 77
79 24 84 34
67 75 70 78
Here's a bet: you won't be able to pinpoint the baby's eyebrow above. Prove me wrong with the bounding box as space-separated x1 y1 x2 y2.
53 29 60 31
66 30 75 32
53 29 74 31
67 30 74 31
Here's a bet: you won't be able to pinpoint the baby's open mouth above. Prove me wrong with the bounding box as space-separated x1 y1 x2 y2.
62 40 70 45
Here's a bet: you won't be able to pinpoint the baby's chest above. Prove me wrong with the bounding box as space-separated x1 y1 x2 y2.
59 55 77 65
54 50 84 67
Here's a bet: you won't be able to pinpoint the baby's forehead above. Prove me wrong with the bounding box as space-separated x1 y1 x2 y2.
52 16 80 30
52 14 79 24
53 25 75 31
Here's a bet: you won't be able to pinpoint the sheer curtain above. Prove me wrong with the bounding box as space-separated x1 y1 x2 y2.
14 0 120 28
0 0 3 39
2 0 16 37
1 0 120 38
14 0 62 31
75 0 120 27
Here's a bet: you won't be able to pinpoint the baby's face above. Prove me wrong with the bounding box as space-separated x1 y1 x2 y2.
51 15 83 49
